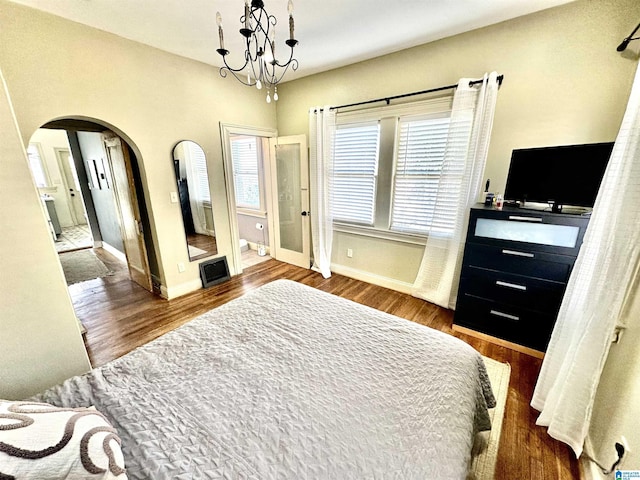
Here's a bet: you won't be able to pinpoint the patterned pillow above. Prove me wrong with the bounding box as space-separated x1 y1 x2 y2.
0 400 127 479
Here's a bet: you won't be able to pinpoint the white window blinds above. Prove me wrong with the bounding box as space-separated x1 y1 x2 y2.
332 123 380 225
231 136 260 210
187 141 210 203
391 116 454 235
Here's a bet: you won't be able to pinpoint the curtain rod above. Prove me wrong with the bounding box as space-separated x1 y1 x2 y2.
326 74 504 111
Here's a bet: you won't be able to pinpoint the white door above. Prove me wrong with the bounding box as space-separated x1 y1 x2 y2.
56 148 87 225
102 133 153 292
269 135 310 269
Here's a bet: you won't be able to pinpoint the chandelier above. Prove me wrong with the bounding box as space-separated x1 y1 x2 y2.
215 0 299 103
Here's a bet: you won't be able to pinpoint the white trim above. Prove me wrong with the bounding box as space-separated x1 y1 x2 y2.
220 123 277 276
237 208 267 218
337 95 453 123
246 241 270 254
101 241 126 263
334 222 428 246
163 277 203 300
330 263 414 294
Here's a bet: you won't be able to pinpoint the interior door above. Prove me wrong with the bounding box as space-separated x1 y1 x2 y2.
269 135 310 269
102 133 153 292
56 148 87 226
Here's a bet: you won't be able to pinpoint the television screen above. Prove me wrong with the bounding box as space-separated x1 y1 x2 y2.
504 142 614 211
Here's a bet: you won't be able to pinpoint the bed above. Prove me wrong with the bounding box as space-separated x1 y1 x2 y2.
17 280 495 479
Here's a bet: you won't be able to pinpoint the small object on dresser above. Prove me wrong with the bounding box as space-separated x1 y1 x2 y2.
484 193 495 206
495 194 504 210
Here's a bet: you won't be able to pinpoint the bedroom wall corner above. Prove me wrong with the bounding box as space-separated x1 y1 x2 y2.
585 278 640 475
0 67 91 400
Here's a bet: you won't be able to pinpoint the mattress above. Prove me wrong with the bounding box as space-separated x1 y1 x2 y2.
36 279 495 479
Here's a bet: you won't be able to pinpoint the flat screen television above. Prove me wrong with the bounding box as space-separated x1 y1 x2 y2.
504 142 614 212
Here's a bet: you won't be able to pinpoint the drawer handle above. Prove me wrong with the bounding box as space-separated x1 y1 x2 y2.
496 280 527 291
508 215 543 222
490 310 520 321
502 249 535 258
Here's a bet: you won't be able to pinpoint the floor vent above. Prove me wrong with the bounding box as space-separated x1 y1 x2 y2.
199 256 230 288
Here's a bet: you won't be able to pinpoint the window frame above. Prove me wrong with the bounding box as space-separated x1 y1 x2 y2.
332 96 453 241
332 120 381 226
27 142 52 189
230 135 266 216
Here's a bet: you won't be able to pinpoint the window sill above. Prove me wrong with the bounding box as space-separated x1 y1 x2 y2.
333 222 428 246
237 208 267 218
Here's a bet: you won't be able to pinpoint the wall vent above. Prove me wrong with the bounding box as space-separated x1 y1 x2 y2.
199 256 230 288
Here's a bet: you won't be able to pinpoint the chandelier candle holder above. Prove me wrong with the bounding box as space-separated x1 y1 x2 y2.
216 0 298 103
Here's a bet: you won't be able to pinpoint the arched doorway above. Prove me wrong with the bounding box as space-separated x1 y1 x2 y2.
26 117 158 296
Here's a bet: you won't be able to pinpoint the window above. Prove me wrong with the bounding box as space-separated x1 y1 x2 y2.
27 143 50 188
331 98 453 238
333 123 380 225
391 115 452 235
231 136 263 212
187 141 210 203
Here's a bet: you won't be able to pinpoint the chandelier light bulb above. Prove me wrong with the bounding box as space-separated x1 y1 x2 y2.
215 1 299 101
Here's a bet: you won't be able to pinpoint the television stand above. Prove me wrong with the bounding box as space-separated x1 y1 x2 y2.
453 205 590 353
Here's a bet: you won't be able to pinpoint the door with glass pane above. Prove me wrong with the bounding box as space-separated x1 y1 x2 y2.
269 135 310 269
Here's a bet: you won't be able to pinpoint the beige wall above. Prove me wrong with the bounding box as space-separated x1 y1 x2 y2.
0 0 277 299
0 0 276 397
2 0 640 462
276 0 640 287
0 68 91 399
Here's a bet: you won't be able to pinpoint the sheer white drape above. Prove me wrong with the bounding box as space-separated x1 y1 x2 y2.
309 106 336 278
412 72 500 308
531 62 640 457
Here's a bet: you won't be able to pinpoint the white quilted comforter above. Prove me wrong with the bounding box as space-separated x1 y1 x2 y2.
36 280 495 479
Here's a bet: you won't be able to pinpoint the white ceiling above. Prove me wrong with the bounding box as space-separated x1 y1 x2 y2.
9 0 574 82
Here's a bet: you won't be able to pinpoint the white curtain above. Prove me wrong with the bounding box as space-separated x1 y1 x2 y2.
412 72 500 308
531 62 640 457
309 106 336 278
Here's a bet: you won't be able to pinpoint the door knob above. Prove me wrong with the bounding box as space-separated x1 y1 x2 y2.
301 211 310 216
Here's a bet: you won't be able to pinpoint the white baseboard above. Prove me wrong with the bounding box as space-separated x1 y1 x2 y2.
330 264 414 294
162 278 203 300
247 241 270 254
101 242 126 263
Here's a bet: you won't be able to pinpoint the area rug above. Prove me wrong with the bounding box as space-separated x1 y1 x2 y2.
59 249 112 285
469 356 511 480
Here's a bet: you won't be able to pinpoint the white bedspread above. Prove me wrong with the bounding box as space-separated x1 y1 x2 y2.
36 280 495 479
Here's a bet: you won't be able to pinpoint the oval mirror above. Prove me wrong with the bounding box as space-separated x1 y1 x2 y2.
172 141 217 261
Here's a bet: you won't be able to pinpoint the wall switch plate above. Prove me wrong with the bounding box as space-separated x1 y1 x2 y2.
347 248 353 258
178 262 185 273
170 192 179 203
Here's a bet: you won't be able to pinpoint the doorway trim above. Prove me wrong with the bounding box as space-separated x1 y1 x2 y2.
220 123 277 275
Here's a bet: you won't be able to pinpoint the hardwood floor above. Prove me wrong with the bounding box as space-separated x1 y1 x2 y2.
72 248 581 479
186 232 218 260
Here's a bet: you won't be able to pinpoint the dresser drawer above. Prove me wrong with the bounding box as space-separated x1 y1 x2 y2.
459 266 566 314
454 295 555 351
463 243 574 282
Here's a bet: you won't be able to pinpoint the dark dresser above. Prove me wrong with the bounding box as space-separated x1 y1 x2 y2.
453 205 589 355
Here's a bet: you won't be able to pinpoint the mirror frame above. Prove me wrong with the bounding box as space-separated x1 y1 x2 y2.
171 140 217 261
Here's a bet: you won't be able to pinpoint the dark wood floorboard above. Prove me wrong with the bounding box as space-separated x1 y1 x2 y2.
70 248 580 479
